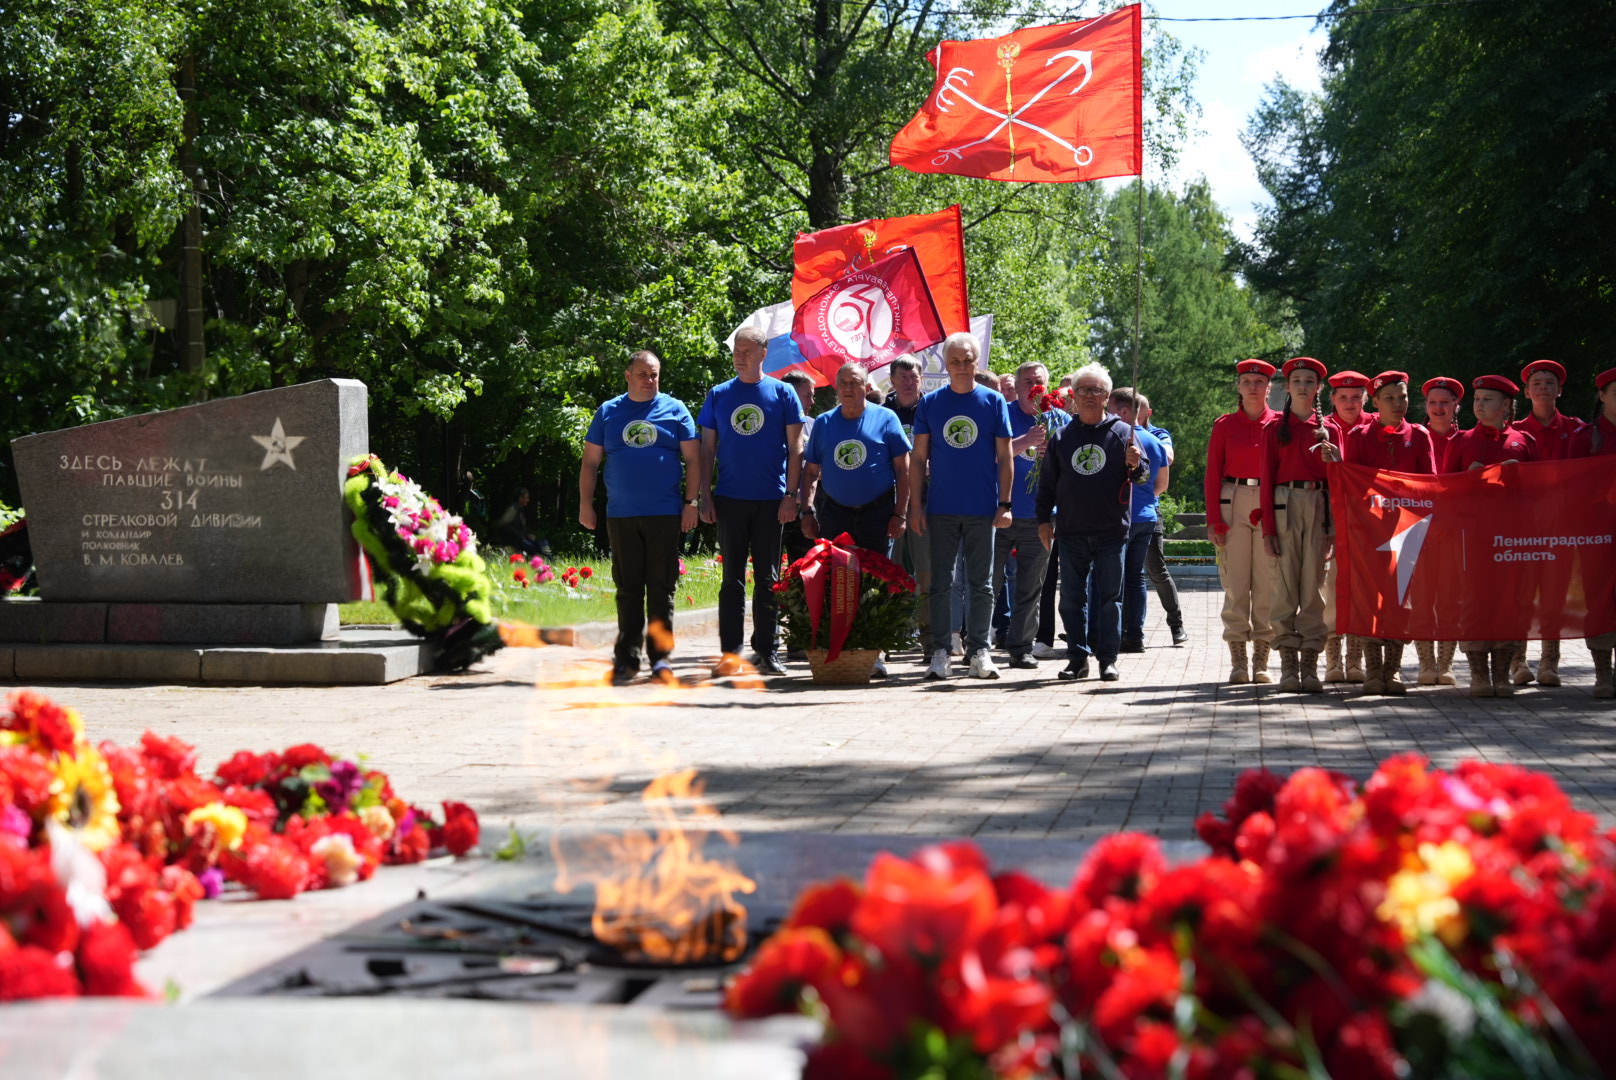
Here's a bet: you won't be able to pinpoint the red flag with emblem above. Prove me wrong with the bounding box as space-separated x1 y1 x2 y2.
890 5 1142 183
792 205 969 336
1330 459 1616 641
790 247 946 385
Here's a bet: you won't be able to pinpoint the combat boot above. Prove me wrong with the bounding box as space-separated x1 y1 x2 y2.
1345 636 1366 682
1382 643 1407 695
1324 636 1345 682
1361 641 1385 695
1279 647 1301 692
1415 642 1438 685
1466 651 1493 697
1228 641 1250 684
1595 649 1614 700
1437 641 1458 686
1493 647 1517 697
1510 643 1534 686
1252 641 1273 684
1536 640 1561 687
1300 648 1324 693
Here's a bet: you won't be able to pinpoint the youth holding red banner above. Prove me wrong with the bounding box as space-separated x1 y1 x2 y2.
1322 370 1371 685
1260 357 1341 692
1419 376 1466 684
1569 368 1616 698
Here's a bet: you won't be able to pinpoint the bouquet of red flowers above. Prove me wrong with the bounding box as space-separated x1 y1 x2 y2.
727 754 1616 1079
773 536 920 655
1023 385 1071 493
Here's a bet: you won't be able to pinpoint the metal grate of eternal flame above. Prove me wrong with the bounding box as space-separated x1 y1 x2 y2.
213 896 785 1007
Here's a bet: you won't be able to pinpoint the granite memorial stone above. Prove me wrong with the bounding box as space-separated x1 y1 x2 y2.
11 379 367 605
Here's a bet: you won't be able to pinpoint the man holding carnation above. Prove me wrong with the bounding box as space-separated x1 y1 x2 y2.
579 350 702 686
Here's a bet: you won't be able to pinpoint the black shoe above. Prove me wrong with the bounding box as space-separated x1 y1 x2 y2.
611 664 638 686
1008 653 1039 670
1169 623 1188 646
753 653 788 676
1119 639 1145 654
1100 662 1120 682
992 631 1008 650
1058 658 1090 681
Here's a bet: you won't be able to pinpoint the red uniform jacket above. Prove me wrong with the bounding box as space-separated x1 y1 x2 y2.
1324 413 1370 449
1511 410 1585 461
1204 406 1278 535
1569 416 1616 458
1260 410 1339 538
1443 424 1537 472
1428 426 1461 472
1343 420 1438 474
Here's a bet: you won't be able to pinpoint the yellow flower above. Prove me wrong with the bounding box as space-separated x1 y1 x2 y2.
186 803 249 851
1378 841 1475 947
46 744 122 853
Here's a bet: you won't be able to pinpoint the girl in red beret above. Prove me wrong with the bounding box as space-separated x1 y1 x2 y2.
1260 357 1340 692
1205 359 1280 684
1343 372 1437 694
1569 368 1616 698
1322 371 1372 684
1419 376 1466 685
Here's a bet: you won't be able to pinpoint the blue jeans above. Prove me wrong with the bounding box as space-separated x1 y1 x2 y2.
928 515 996 657
1059 533 1125 665
1121 519 1156 644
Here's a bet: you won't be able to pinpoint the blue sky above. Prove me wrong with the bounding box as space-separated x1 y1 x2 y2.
1147 1 1329 241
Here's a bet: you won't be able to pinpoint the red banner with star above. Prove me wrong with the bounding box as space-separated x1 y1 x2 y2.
1329 459 1616 641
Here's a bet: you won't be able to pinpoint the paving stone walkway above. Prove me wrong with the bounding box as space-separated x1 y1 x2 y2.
36 577 1616 846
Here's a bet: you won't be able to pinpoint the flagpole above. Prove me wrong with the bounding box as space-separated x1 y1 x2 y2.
1131 160 1144 445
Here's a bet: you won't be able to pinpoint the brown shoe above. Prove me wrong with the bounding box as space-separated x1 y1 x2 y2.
1466 651 1494 697
1382 643 1407 695
1252 641 1273 684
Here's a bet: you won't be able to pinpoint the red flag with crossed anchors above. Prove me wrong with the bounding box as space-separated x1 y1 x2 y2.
890 5 1142 183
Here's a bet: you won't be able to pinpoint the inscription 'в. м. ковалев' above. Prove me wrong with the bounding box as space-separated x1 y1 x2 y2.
11 379 368 604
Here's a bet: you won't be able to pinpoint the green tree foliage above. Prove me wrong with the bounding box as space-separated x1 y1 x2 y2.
1234 0 1616 387
1091 180 1286 504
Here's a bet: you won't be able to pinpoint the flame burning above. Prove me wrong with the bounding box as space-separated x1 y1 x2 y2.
552 769 757 965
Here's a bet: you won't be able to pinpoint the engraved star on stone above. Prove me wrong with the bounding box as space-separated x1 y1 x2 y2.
252 417 306 471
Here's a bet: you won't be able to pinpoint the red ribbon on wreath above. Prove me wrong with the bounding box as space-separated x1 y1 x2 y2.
796 533 862 662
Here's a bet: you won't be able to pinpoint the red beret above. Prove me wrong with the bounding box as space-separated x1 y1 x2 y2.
1521 359 1567 385
1473 374 1521 397
1597 369 1616 391
1369 370 1408 396
1281 356 1327 380
1235 359 1276 378
1421 377 1465 400
1328 370 1370 390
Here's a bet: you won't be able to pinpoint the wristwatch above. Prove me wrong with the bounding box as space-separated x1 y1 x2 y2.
998 501 1013 510
801 507 816 516
686 498 700 507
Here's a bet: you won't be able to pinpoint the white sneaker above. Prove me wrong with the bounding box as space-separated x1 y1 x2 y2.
925 649 951 680
968 649 1001 680
871 656 888 678
949 632 964 656
1030 641 1063 660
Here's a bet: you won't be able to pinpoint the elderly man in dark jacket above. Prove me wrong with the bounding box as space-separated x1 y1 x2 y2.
1037 363 1145 682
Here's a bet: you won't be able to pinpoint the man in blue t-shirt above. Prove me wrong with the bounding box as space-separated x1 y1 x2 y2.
910 332 1013 681
802 361 912 559
696 326 806 677
1104 388 1168 655
991 361 1058 669
1136 394 1186 646
580 350 701 686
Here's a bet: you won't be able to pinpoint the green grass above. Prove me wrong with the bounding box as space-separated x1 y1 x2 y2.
1163 539 1216 557
339 551 730 628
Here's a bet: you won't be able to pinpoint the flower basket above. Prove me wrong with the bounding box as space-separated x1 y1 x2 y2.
774 534 919 659
805 647 881 684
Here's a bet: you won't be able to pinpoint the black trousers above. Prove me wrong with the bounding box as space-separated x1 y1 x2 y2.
714 495 784 656
818 489 895 556
606 515 681 670
1144 523 1182 626
1038 539 1059 646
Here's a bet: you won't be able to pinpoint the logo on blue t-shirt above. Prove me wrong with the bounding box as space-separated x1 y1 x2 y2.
622 420 657 448
730 404 764 436
833 440 866 470
1073 444 1107 475
942 416 978 448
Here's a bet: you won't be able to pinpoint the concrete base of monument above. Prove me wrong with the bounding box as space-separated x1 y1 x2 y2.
1 627 432 685
0 597 340 645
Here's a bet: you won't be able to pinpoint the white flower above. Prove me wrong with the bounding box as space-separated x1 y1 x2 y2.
46 819 114 928
310 833 363 888
1403 979 1476 1041
359 804 395 841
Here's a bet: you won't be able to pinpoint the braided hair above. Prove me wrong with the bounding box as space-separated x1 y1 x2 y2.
1276 391 1296 445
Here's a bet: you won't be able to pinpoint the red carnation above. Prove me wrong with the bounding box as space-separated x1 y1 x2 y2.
440 801 479 856
0 745 56 818
220 785 279 829
280 744 332 771
77 921 146 997
725 926 841 1018
1070 832 1165 909
785 878 863 940
214 750 279 789
139 731 198 779
0 939 80 1001
4 690 77 755
850 849 997 968
100 844 174 951
220 828 310 900
509 552 526 564
388 824 431 865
